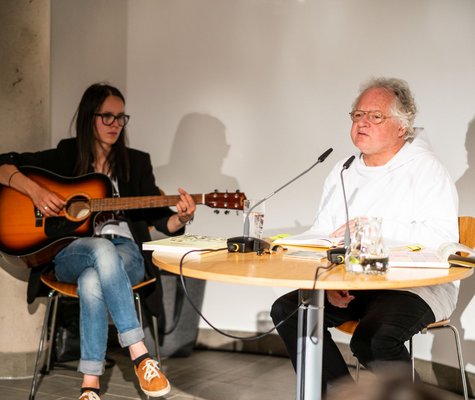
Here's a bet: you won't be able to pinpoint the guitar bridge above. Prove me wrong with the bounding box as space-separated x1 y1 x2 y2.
34 207 43 227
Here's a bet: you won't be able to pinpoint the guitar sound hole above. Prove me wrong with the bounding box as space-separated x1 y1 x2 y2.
66 196 91 220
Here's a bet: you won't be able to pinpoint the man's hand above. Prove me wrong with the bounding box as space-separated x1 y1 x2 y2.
330 219 356 238
326 290 355 308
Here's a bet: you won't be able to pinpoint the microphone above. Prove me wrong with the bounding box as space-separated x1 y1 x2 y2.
341 155 355 247
227 147 333 253
327 155 356 263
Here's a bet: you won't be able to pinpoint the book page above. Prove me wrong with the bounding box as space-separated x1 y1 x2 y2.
388 243 475 269
273 231 343 248
283 249 327 261
388 247 449 269
438 242 475 259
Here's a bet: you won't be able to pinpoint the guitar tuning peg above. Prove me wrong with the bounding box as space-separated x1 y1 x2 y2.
214 210 220 214
224 210 230 215
214 189 218 193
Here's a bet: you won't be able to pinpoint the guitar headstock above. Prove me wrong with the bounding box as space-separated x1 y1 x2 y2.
204 191 247 210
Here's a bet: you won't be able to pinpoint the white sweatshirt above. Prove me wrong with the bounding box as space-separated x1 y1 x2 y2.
309 130 459 321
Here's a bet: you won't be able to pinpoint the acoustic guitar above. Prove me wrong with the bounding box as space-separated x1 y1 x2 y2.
0 166 246 267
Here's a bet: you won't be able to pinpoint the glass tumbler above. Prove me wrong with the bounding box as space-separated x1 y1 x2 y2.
345 216 388 274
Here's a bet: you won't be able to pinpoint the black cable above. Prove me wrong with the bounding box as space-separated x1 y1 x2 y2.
177 248 337 341
307 263 338 344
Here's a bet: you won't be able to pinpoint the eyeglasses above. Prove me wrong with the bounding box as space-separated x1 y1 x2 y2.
95 113 130 127
349 110 392 125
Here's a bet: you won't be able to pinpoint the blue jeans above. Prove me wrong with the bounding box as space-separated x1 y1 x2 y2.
54 236 145 376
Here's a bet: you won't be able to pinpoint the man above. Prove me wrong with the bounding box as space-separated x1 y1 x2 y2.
270 77 459 391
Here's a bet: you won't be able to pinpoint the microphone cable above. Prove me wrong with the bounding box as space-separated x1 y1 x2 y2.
176 248 338 341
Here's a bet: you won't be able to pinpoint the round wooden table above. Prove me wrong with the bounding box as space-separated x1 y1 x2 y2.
153 249 472 400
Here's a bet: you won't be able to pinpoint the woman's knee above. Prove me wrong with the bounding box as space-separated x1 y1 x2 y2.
89 239 125 275
91 238 118 260
77 268 103 300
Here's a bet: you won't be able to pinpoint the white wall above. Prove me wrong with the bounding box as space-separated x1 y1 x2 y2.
51 0 475 371
51 0 127 141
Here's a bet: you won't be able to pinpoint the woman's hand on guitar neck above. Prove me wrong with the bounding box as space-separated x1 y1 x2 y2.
168 187 196 232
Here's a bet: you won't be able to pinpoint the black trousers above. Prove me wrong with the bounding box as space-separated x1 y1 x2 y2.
270 289 435 391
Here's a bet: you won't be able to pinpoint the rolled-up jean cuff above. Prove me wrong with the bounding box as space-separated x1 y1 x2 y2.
78 359 105 376
118 327 144 348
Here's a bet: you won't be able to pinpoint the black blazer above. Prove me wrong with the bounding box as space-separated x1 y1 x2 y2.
0 138 184 318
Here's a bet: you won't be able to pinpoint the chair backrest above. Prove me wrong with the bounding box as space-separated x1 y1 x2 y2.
458 216 475 248
335 320 358 334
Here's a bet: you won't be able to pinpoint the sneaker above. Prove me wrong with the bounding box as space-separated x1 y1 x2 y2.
134 358 171 397
79 391 101 400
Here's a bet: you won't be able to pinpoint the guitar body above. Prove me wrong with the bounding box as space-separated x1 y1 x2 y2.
0 166 113 267
0 166 246 268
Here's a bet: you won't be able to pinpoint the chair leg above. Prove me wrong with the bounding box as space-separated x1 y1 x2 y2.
44 294 60 373
416 325 468 400
134 292 162 367
134 292 143 326
410 337 415 383
151 315 161 368
29 290 56 400
355 358 360 382
444 325 469 400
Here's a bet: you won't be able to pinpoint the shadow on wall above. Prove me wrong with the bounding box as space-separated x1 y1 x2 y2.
457 117 475 217
430 116 475 392
155 113 242 237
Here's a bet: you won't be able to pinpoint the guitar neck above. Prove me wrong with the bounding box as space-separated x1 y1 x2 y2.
90 194 204 212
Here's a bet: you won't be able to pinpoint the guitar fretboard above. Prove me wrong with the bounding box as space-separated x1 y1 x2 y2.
90 194 204 212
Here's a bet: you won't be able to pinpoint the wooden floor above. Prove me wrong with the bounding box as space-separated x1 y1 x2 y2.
0 347 469 399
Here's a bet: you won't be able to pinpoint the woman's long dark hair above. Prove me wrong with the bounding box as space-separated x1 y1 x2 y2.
73 83 130 181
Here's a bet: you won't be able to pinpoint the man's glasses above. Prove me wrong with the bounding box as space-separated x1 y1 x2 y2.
349 110 392 125
95 113 130 127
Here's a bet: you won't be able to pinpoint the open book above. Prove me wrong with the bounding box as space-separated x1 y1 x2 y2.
272 231 344 249
142 234 228 255
388 242 475 269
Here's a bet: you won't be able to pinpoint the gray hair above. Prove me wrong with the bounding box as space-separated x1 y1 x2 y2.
352 77 418 140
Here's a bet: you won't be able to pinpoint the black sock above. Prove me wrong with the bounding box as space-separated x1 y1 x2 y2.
133 352 151 367
81 387 100 395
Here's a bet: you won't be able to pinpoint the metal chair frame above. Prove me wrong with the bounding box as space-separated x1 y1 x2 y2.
336 319 469 400
29 272 160 400
335 216 475 400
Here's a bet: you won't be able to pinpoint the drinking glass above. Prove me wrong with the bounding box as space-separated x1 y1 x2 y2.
243 199 265 239
345 216 388 274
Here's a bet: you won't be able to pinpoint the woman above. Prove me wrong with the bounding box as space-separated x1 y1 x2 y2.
0 83 196 400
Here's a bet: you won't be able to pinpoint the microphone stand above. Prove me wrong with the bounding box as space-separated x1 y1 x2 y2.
327 155 356 263
227 148 333 253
